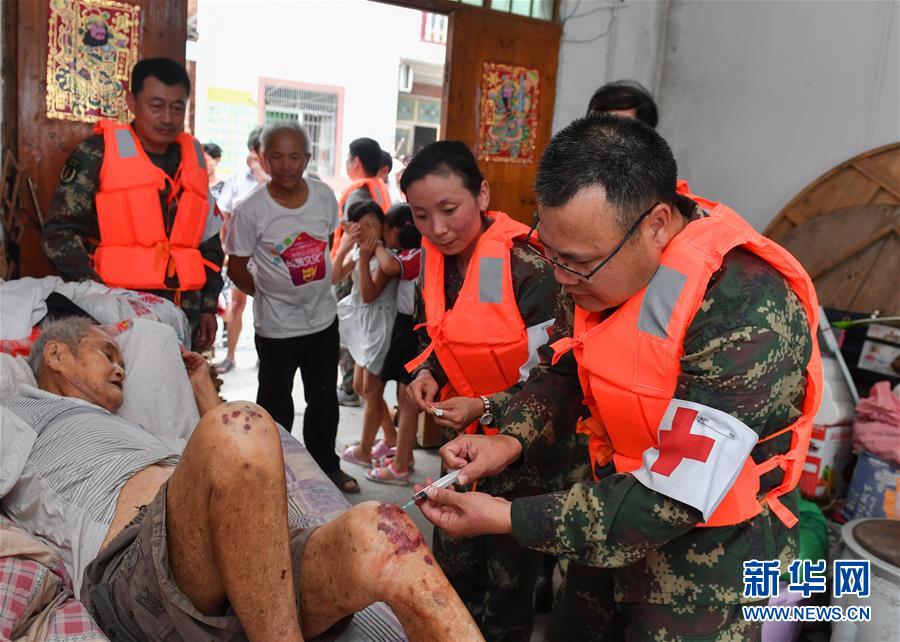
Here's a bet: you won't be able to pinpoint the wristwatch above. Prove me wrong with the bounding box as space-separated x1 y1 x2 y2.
478 395 495 426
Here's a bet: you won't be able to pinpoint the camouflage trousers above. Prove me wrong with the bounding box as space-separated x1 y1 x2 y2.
548 562 764 642
433 524 543 642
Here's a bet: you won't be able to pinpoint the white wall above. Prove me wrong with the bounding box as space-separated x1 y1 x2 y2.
194 0 444 182
552 0 899 230
658 0 899 229
554 0 667 132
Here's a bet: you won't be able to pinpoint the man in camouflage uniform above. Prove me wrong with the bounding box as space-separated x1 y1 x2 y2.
409 220 591 642
417 116 817 641
42 58 223 350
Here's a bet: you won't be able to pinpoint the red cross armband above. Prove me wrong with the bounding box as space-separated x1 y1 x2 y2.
631 399 758 521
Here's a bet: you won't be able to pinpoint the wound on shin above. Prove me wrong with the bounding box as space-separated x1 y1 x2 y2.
376 503 424 555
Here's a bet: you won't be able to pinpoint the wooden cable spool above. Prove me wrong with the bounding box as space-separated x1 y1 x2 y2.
766 142 900 240
765 143 900 316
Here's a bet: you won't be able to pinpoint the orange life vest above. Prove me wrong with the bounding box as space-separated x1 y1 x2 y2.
331 178 393 259
551 188 822 528
405 211 532 435
92 120 219 292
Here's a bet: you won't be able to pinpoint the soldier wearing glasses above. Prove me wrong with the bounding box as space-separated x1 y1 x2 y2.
416 116 822 640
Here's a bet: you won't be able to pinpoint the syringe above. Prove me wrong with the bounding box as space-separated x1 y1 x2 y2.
401 469 462 511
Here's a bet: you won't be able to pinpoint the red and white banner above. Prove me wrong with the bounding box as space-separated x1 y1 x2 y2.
631 398 758 520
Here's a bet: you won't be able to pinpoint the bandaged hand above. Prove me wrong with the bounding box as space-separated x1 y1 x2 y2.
415 481 512 538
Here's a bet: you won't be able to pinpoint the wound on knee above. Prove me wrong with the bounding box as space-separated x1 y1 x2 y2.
376 503 424 555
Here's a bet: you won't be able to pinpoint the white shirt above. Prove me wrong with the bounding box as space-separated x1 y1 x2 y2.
225 178 339 338
1 386 180 594
217 166 264 214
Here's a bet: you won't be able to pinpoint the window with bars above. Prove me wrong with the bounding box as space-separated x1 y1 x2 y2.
262 84 340 178
421 12 449 43
447 0 555 21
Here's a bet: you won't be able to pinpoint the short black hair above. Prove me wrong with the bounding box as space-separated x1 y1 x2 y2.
247 126 263 153
385 203 421 249
349 138 382 177
202 142 222 160
399 141 484 199
347 199 385 225
586 80 658 128
380 150 393 174
535 116 677 232
131 57 190 96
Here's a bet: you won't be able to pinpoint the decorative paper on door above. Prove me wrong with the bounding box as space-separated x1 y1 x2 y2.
46 0 141 123
476 62 541 164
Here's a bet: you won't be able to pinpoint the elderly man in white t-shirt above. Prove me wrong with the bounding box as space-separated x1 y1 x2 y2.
225 121 359 493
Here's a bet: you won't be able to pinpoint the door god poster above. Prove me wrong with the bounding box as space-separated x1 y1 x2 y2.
46 0 141 123
477 62 541 164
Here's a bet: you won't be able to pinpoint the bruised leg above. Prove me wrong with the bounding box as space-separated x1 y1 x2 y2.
299 502 483 642
165 401 303 642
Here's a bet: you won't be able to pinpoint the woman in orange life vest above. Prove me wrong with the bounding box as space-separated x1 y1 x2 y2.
400 141 582 641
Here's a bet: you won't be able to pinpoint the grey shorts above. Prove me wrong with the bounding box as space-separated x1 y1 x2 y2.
81 482 320 642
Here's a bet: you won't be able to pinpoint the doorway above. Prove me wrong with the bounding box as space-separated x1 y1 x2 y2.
191 0 448 198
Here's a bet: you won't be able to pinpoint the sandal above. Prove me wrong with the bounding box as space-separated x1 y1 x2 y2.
340 444 371 467
214 358 235 374
366 461 410 486
375 454 415 472
370 439 396 460
327 468 360 494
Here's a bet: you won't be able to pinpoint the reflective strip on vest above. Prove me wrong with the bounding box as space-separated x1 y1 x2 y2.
113 129 138 159
479 257 503 304
637 265 687 339
194 140 206 169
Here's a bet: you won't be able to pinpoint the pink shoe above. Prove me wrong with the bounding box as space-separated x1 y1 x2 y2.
366 461 410 486
375 454 415 472
370 440 396 460
340 444 371 467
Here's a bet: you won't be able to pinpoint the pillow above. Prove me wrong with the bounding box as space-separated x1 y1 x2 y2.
113 318 199 450
0 353 36 395
0 407 36 498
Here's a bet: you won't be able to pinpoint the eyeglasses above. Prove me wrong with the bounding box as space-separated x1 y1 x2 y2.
524 202 659 280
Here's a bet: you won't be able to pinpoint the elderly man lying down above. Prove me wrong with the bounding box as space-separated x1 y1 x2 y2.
1 317 481 642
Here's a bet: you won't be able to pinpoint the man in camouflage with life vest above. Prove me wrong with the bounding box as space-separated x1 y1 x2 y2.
43 58 224 351
416 116 822 641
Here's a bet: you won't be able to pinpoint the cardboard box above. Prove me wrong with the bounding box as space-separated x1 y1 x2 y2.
800 424 854 499
842 451 900 521
416 411 442 449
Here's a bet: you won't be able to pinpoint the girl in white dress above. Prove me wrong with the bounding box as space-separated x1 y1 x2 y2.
333 200 398 466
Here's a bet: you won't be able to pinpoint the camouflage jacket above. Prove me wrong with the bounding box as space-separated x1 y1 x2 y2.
42 134 224 330
505 245 813 605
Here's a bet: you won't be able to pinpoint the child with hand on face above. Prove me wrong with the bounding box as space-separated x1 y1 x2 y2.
365 204 423 485
333 200 399 467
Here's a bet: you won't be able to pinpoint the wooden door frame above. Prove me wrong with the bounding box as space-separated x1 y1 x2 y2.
372 0 560 23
